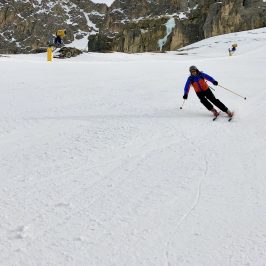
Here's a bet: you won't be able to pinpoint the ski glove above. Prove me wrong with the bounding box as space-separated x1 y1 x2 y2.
213 81 218 86
183 94 188 100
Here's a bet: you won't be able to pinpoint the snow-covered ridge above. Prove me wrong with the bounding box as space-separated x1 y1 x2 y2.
176 27 266 57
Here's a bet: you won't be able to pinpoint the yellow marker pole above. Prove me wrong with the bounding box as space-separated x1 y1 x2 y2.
47 47 53 62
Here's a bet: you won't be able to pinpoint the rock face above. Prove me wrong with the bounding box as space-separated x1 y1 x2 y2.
0 0 107 53
0 0 265 54
203 0 266 37
92 0 266 52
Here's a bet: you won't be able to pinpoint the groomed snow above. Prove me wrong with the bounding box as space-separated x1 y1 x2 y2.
0 27 266 265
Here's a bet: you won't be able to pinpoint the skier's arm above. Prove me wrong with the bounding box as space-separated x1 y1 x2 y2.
183 78 191 97
201 72 217 84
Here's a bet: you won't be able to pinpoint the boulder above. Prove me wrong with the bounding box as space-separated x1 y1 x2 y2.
56 47 82 58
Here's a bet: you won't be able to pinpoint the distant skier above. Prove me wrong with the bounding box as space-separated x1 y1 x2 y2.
183 66 233 118
228 44 237 56
54 35 63 47
54 29 66 47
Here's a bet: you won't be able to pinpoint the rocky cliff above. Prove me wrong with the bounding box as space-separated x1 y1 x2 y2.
0 0 265 54
0 0 107 53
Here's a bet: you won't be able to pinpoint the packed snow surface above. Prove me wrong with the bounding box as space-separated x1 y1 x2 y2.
0 28 266 266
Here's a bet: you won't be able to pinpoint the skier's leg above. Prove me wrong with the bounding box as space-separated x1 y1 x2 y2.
205 89 228 112
196 91 213 110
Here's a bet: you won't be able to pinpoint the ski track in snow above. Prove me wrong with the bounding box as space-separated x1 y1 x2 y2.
1 28 266 265
176 132 208 228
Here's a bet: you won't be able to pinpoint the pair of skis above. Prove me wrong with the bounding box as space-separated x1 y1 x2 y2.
213 111 234 122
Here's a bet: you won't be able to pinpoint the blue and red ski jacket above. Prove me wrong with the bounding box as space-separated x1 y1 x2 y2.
184 72 217 95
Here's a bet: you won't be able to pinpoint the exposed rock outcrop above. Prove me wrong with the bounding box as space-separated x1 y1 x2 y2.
55 47 82 58
0 0 107 53
0 0 265 54
88 0 266 52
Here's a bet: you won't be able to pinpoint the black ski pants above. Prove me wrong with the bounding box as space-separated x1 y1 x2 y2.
196 88 228 112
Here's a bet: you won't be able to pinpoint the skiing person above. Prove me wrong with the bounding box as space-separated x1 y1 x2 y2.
228 44 237 56
183 66 233 118
54 35 63 46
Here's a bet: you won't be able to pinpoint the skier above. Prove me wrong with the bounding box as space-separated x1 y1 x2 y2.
54 35 63 46
54 29 66 47
228 44 237 56
183 66 233 118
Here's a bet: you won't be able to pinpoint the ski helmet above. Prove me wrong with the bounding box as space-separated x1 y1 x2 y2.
189 65 198 72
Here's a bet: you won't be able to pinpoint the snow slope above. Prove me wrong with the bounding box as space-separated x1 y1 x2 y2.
0 28 266 266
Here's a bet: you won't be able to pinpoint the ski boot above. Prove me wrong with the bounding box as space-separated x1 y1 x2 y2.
226 110 234 118
211 108 219 117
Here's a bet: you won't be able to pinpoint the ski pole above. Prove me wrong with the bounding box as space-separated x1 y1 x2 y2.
180 99 186 109
218 84 247 100
209 86 216 91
